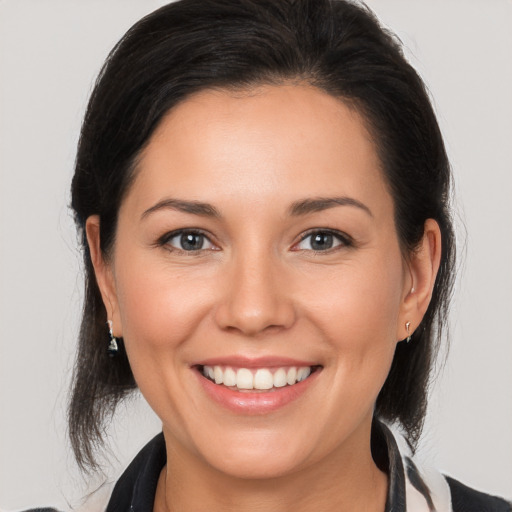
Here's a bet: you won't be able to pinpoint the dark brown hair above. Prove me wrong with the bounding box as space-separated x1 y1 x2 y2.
70 0 455 471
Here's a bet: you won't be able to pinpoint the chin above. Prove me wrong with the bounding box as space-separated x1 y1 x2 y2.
191 427 319 480
207 446 308 480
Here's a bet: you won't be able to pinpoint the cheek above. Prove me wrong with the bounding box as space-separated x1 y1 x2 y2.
297 250 404 397
111 257 219 428
113 257 215 361
300 256 404 345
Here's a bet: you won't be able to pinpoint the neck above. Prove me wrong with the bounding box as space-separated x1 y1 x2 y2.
154 423 388 512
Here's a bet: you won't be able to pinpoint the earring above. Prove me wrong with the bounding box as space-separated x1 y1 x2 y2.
107 320 119 357
405 321 412 343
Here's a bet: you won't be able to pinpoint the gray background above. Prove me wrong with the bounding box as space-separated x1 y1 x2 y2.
1 0 511 509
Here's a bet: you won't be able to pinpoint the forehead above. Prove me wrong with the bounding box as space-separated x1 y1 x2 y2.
126 84 391 216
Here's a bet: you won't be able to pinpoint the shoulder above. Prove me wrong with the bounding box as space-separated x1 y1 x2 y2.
9 477 114 512
381 421 511 512
446 476 511 512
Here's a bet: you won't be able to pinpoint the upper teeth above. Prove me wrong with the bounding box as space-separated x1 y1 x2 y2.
203 365 312 390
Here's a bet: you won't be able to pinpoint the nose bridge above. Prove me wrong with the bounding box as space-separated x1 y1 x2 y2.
215 241 295 335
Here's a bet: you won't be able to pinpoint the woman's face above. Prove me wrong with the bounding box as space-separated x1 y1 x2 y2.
94 85 416 478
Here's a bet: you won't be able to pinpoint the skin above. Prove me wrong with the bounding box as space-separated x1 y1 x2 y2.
87 84 441 511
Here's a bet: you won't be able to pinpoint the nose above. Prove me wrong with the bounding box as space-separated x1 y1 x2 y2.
214 251 297 336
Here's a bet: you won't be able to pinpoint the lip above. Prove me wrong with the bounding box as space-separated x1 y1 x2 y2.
193 355 319 369
194 363 321 415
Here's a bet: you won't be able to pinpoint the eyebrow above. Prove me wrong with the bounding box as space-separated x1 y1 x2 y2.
288 196 373 217
141 195 373 220
141 198 221 220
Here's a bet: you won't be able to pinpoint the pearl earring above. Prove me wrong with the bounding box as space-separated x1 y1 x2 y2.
107 320 119 357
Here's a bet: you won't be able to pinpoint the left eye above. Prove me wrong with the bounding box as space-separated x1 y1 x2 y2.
295 231 349 251
165 231 215 251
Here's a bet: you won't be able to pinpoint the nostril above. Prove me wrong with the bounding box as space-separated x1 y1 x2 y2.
214 301 297 336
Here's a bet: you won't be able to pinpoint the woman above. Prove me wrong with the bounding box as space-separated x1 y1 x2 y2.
19 0 511 510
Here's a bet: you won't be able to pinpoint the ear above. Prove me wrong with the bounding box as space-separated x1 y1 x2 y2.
398 219 442 341
86 215 122 336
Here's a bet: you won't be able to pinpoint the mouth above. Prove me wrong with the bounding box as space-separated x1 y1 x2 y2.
197 364 322 392
193 356 323 413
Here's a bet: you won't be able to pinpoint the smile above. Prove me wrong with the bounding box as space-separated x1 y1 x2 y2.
201 365 315 391
194 357 322 414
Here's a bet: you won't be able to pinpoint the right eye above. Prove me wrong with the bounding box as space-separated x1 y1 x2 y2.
161 230 216 252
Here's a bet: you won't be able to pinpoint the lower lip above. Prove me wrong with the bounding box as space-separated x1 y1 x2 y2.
195 369 320 415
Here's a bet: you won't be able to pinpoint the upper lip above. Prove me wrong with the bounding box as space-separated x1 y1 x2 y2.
193 355 320 368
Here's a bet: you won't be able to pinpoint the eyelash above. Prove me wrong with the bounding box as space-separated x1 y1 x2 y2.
293 229 354 253
157 229 217 254
156 228 353 254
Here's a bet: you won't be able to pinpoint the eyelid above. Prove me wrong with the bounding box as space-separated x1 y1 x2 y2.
156 227 353 253
157 228 219 252
292 228 354 252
